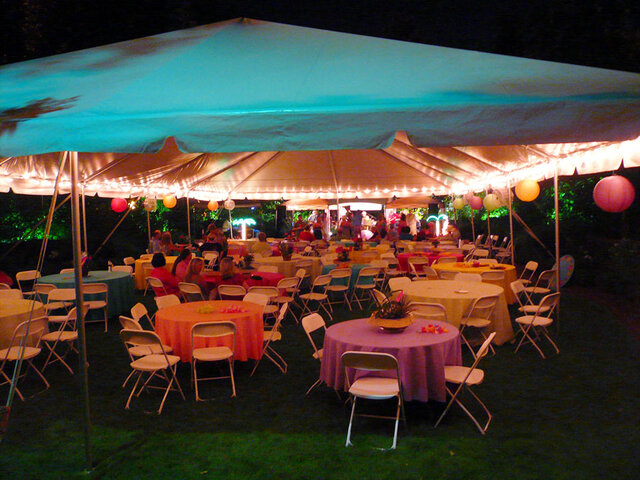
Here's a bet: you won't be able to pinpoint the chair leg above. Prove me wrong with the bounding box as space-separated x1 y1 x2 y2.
305 377 322 396
345 395 357 447
228 358 236 398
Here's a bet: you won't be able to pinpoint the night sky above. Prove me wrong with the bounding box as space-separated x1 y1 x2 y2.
1 0 639 72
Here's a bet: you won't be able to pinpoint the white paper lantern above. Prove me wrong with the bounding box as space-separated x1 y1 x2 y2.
224 199 235 210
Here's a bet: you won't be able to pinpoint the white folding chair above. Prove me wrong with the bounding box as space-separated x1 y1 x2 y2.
437 270 458 280
44 287 76 315
459 295 498 358
202 251 219 271
407 257 431 279
471 248 489 259
112 265 134 275
16 270 41 298
514 292 561 359
325 268 352 311
83 283 109 332
274 276 302 321
247 286 279 320
408 302 447 321
349 267 380 310
518 261 538 286
301 313 327 395
123 257 136 267
131 303 155 329
146 276 167 296
178 282 205 302
525 269 557 296
191 321 236 400
299 274 332 319
0 316 49 401
242 292 270 311
41 307 83 374
434 256 458 264
435 332 496 434
480 270 506 282
341 351 405 450
155 294 181 310
217 284 246 301
387 276 411 294
119 329 184 414
454 273 482 283
0 289 23 300
251 304 288 375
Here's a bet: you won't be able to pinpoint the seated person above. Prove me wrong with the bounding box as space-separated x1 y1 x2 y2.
183 257 211 298
399 226 414 241
219 257 248 290
299 227 316 242
159 231 178 255
171 248 193 281
148 230 162 254
250 232 273 257
149 253 180 296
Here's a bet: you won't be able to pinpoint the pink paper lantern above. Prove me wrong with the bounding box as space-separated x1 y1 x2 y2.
470 195 483 210
593 175 635 213
111 198 128 213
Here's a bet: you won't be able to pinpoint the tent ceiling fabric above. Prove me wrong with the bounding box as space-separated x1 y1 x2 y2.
1 18 639 199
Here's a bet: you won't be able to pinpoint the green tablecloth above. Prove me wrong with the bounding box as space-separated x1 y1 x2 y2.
39 270 134 318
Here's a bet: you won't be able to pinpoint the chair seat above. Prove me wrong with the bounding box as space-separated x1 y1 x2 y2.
300 293 327 301
349 377 399 399
41 331 78 342
525 287 551 295
128 344 173 357
0 346 41 360
192 346 233 362
461 317 492 328
264 330 282 342
444 365 485 385
313 348 323 360
131 354 180 371
325 285 348 292
85 300 107 309
45 301 73 311
516 315 554 327
354 284 375 290
519 305 551 314
276 296 295 303
264 305 279 314
47 315 68 324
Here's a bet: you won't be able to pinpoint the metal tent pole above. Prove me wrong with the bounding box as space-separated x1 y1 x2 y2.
147 210 151 242
554 161 561 329
81 185 88 253
70 151 92 470
470 208 476 243
186 196 192 243
508 179 515 265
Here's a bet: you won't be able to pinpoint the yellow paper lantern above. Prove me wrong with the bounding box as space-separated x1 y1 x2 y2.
515 179 540 202
208 200 219 211
163 195 177 209
452 197 466 210
483 193 501 211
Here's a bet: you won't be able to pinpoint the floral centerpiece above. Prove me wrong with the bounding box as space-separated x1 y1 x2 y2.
369 292 413 331
352 237 363 251
336 246 352 262
238 254 254 270
278 242 294 261
431 240 440 249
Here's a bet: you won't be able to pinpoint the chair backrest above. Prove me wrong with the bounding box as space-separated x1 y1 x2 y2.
473 332 497 363
112 265 133 274
480 270 506 281
259 265 279 274
295 259 314 270
0 289 25 300
380 252 396 260
535 269 558 289
47 287 76 302
312 274 332 289
139 254 153 261
16 270 41 293
120 329 168 357
434 256 457 264
123 257 136 266
0 283 10 290
178 282 204 301
59 268 75 274
437 269 458 280
301 313 326 358
83 283 108 295
243 292 269 306
454 272 482 283
329 267 352 283
119 315 143 331
5 317 48 352
146 276 166 293
474 234 485 246
477 259 498 265
408 256 429 265
370 259 388 269
422 266 438 279
218 284 247 300
520 261 538 280
372 289 387 307
535 292 561 317
276 277 299 290
388 276 411 293
202 251 219 268
355 267 380 284
341 351 399 374
155 294 181 310
472 248 489 259
466 295 499 320
408 302 447 321
130 303 149 323
192 321 236 347
247 286 279 300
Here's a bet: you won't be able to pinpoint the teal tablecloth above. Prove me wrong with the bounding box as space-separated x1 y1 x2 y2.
321 263 374 293
336 241 378 248
39 270 135 318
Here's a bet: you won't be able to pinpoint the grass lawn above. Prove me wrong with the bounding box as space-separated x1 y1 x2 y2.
1 287 639 479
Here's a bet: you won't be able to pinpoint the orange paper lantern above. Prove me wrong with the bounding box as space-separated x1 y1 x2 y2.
163 195 177 209
208 200 219 211
515 179 540 202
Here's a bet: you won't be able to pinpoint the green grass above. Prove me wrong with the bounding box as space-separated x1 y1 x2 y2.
1 288 639 479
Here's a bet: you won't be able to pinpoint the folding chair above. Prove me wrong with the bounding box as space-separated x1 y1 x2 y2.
480 270 505 282
123 257 136 267
146 276 166 297
0 289 23 300
525 269 557 296
294 259 314 290
514 292 561 359
242 292 270 311
477 259 498 265
435 332 496 434
191 321 236 400
301 313 327 395
325 268 352 311
251 304 288 375
511 280 551 315
299 274 333 319
0 316 49 401
0 283 10 290
178 282 205 302
16 270 41 298
350 267 381 310
372 288 388 308
83 283 109 332
33 283 57 304
112 265 134 276
218 284 246 301
408 302 447 322
341 351 405 450
471 248 489 259
44 287 76 317
155 294 181 310
407 257 430 279
202 251 219 271
518 261 538 286
247 286 279 321
459 295 498 359
387 276 411 294
434 256 458 264
437 270 458 280
41 307 83 374
274 276 302 321
120 329 184 414
131 303 155 329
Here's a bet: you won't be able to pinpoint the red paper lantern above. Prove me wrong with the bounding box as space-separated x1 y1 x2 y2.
593 175 635 213
111 198 128 213
470 195 483 210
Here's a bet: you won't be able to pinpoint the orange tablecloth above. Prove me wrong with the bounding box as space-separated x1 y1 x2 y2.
155 300 263 362
432 262 517 303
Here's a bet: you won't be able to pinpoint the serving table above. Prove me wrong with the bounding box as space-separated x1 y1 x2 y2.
320 317 461 402
155 300 264 362
402 279 513 345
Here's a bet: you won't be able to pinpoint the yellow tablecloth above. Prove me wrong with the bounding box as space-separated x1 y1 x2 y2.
253 256 322 279
403 280 513 345
350 249 381 264
134 256 177 290
0 299 46 348
432 262 517 304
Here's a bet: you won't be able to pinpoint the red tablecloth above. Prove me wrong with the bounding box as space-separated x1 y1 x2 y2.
320 317 461 402
397 252 464 271
227 244 248 257
201 270 284 289
155 300 264 362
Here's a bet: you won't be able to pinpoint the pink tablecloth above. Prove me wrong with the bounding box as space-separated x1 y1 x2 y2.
320 317 461 402
397 252 464 272
201 271 284 289
227 244 248 257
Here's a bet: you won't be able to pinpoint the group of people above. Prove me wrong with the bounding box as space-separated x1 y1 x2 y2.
148 230 179 256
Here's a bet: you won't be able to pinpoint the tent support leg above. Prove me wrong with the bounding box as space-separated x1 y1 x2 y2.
508 180 515 265
70 151 93 470
187 196 192 244
81 185 88 254
554 161 561 331
147 210 151 242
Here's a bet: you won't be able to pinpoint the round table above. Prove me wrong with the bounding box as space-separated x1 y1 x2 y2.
155 300 264 362
402 279 513 345
253 256 322 279
397 252 465 272
432 262 517 303
38 270 134 318
0 299 46 348
134 256 177 290
201 271 284 289
320 317 461 402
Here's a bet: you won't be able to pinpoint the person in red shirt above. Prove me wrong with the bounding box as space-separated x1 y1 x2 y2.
299 227 316 242
149 253 180 296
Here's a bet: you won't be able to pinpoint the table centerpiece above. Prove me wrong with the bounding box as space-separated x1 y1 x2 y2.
369 292 413 332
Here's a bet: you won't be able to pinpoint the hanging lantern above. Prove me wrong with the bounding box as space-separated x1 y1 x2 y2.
593 175 636 212
452 197 466 210
483 193 501 211
470 195 483 210
163 195 177 209
110 198 127 213
207 200 219 211
143 197 157 212
515 179 540 202
224 199 235 210
464 192 475 203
